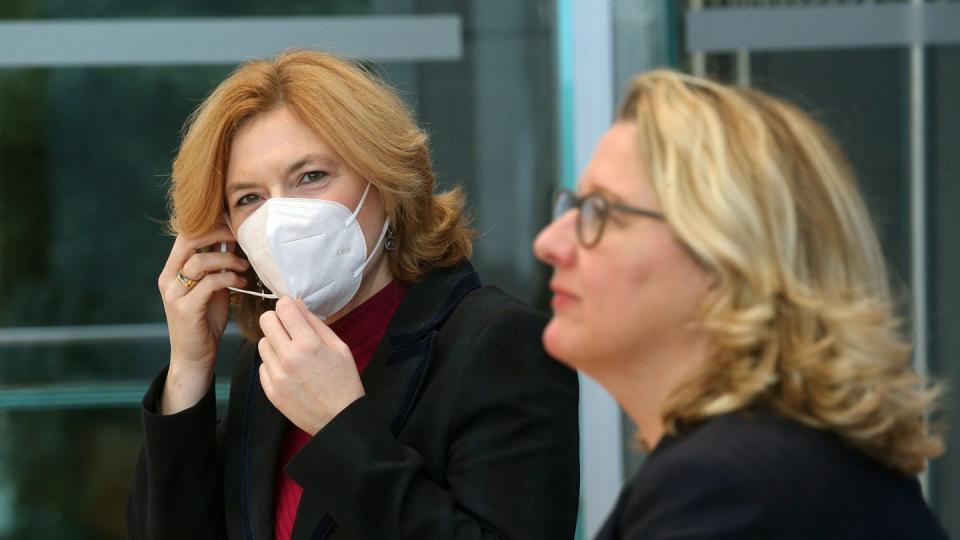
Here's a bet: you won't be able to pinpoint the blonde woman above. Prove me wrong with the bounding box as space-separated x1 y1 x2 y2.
127 51 580 539
534 71 946 538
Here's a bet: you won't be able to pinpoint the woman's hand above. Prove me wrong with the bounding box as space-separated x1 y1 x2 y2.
158 224 249 414
258 296 365 435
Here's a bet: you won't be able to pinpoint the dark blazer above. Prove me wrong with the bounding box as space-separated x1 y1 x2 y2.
127 261 580 539
596 409 947 540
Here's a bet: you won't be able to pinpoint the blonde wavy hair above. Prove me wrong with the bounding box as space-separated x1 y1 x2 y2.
168 50 474 340
619 70 943 475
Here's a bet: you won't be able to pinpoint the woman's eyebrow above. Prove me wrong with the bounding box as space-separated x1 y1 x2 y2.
580 181 628 203
225 181 259 196
284 153 337 176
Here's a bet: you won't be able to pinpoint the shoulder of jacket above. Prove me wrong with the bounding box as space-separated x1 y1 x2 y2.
642 410 857 497
434 285 552 369
452 285 547 329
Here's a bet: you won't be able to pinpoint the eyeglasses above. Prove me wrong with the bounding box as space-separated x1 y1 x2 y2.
552 188 665 247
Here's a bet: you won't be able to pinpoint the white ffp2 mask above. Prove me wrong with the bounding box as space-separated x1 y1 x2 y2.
225 182 389 319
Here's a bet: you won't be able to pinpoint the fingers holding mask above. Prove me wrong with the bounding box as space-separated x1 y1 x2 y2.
273 296 316 342
259 309 292 346
291 298 352 358
257 297 364 434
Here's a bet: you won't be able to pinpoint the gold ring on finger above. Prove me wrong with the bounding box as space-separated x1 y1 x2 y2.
176 269 203 289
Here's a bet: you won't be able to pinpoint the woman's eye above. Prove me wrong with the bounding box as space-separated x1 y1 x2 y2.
299 170 328 186
236 193 261 207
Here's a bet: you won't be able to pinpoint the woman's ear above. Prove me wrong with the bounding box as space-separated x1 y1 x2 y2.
703 266 718 291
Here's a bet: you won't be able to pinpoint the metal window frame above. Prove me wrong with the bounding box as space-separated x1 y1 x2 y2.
0 383 231 410
0 15 463 67
686 3 960 53
0 323 241 346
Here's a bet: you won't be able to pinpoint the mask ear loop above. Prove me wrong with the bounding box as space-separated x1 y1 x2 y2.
346 182 388 278
353 217 391 278
345 182 373 226
222 213 279 299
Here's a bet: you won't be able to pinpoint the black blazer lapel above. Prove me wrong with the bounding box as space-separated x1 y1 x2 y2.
242 350 288 539
288 261 481 540
365 261 481 438
289 327 437 540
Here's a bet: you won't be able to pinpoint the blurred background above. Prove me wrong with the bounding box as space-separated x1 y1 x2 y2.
0 0 956 538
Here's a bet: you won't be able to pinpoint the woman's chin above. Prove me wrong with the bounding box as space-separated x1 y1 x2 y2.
542 318 581 369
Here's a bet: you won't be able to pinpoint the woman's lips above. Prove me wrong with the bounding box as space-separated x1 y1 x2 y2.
549 283 578 310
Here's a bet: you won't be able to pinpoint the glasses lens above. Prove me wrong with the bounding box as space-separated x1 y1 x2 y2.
552 190 576 221
579 195 606 246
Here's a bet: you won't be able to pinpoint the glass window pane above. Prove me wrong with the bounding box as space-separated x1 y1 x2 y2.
0 408 140 538
928 44 960 538
748 48 912 286
0 65 237 329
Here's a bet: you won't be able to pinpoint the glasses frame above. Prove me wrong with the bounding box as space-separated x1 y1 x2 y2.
552 188 666 247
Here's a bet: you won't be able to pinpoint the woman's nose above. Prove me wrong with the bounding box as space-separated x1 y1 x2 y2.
533 211 577 268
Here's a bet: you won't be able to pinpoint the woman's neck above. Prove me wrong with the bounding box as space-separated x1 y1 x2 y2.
592 329 711 450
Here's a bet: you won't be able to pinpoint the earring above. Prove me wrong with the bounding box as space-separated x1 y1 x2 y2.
385 227 397 251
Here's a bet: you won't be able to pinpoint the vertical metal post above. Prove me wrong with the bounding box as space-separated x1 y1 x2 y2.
561 0 624 536
908 0 930 497
736 48 751 86
690 0 706 76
